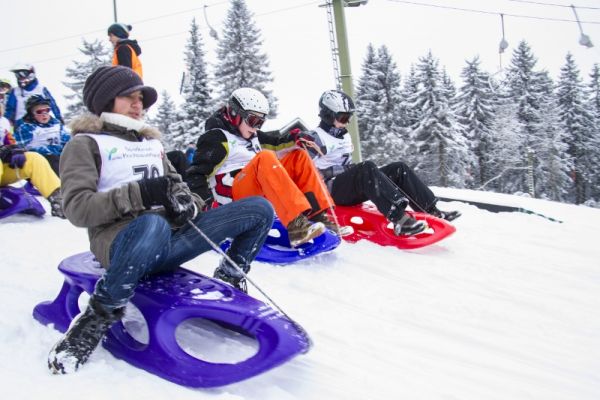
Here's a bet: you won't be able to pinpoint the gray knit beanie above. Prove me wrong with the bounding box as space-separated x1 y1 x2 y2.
108 23 131 39
83 66 157 115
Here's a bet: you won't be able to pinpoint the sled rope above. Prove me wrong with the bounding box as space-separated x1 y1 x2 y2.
186 220 313 347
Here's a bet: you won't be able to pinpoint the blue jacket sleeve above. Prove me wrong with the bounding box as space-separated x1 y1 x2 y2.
3 91 17 123
43 87 63 122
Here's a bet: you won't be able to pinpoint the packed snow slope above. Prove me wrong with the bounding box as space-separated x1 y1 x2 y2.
1 187 599 400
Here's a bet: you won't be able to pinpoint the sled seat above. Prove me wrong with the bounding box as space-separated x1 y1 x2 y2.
0 186 45 219
333 203 456 249
222 217 341 265
33 252 311 387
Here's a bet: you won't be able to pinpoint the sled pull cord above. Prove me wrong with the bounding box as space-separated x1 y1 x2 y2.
186 220 313 347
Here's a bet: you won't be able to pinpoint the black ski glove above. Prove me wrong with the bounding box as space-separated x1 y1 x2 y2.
138 176 198 226
166 183 198 227
138 176 172 209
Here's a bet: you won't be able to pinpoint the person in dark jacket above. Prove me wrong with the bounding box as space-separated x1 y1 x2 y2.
108 23 143 77
301 90 461 236
47 66 273 375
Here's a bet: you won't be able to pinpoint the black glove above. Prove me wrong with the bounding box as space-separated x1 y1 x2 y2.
138 176 172 209
138 176 198 226
166 184 198 226
289 128 315 148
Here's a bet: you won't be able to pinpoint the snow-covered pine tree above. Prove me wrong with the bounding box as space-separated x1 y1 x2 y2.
214 0 277 117
356 45 404 163
504 40 546 196
150 90 178 150
455 56 496 188
441 68 457 106
62 39 111 121
355 44 380 159
169 17 213 150
406 51 470 187
401 65 420 130
372 46 406 163
585 63 600 203
557 53 596 204
485 95 523 193
533 70 572 202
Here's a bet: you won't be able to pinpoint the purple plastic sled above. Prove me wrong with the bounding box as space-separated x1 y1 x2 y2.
222 218 341 264
0 186 46 219
33 252 311 387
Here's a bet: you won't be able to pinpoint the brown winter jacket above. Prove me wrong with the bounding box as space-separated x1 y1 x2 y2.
61 113 205 268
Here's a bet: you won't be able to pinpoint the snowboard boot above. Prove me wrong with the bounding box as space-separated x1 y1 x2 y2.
287 214 326 247
48 297 125 374
428 205 461 222
47 189 66 219
310 210 353 237
393 213 427 236
213 258 249 294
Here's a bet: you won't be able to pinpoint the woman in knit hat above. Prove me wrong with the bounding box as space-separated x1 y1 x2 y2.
47 66 274 374
107 22 143 77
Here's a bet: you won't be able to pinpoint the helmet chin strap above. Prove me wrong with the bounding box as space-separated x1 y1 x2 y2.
223 105 241 127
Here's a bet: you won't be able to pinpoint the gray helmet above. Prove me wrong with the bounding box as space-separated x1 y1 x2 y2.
318 89 355 124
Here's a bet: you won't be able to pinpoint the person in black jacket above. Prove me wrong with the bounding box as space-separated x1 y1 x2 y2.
302 90 461 236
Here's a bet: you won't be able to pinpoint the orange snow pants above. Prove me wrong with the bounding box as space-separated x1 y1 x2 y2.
232 149 333 226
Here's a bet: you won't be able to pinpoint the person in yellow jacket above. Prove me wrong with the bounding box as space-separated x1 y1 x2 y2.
107 23 143 78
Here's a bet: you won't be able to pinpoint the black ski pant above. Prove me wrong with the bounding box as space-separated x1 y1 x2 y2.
330 161 437 220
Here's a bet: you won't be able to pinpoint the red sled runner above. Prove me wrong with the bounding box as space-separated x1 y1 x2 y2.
332 203 456 250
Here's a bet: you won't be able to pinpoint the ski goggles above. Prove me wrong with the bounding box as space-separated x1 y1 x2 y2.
241 110 266 129
34 107 51 115
335 112 353 124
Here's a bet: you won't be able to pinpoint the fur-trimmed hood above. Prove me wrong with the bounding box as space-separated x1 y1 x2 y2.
68 112 161 140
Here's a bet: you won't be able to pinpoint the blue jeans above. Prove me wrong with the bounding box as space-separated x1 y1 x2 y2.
93 196 274 309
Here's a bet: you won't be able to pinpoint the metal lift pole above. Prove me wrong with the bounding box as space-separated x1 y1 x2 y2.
331 0 362 162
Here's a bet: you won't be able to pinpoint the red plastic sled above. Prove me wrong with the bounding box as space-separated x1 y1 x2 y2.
332 203 456 249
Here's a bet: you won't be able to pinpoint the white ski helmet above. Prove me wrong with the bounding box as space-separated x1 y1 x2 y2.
229 87 270 116
11 63 36 88
318 89 355 124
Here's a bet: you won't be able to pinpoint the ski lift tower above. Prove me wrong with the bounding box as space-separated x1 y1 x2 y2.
326 0 368 162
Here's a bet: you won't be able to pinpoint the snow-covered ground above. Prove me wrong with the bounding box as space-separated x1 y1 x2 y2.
1 187 599 400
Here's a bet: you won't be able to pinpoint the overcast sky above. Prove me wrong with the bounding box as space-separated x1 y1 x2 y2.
1 0 599 129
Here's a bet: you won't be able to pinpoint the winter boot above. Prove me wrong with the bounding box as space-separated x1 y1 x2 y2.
287 214 326 247
310 210 353 237
47 189 66 219
48 297 125 374
213 258 249 293
393 213 427 236
429 205 461 222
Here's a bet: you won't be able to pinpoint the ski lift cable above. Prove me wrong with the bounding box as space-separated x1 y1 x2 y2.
0 0 320 66
385 0 600 24
0 0 319 55
0 1 228 54
507 0 600 11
